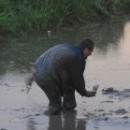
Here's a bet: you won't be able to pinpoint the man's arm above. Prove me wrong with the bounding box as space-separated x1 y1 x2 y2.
68 55 96 97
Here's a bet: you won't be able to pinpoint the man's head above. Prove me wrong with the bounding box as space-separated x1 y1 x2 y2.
79 39 95 59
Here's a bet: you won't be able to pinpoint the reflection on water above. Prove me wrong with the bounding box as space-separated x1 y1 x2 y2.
27 112 87 130
27 118 37 130
120 22 130 59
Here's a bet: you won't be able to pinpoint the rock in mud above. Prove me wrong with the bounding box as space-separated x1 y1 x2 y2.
34 113 41 116
102 87 119 94
102 88 130 100
102 117 109 121
115 108 128 115
101 100 114 103
122 116 129 119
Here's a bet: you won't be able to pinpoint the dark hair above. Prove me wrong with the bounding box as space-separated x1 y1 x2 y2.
79 39 95 50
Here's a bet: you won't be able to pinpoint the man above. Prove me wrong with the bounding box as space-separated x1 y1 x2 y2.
28 39 97 115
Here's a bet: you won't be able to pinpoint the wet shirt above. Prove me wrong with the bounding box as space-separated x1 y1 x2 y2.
33 43 87 96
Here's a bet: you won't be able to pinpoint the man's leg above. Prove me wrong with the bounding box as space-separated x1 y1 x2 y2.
44 84 62 115
60 70 77 110
63 87 77 110
35 78 62 115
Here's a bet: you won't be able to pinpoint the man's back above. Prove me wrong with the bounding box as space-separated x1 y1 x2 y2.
34 44 79 70
33 43 85 82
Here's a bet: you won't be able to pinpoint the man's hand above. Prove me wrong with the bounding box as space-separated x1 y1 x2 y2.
85 85 99 97
85 90 96 97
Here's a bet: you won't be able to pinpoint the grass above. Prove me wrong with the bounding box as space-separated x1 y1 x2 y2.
0 0 130 33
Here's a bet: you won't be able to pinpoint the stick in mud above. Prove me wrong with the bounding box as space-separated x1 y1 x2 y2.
25 74 34 93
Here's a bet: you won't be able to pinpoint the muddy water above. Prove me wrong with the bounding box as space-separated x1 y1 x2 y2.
1 21 130 130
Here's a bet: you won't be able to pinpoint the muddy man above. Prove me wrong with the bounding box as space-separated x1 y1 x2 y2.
27 39 97 115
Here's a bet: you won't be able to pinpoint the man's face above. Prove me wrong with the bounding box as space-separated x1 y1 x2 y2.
84 48 93 59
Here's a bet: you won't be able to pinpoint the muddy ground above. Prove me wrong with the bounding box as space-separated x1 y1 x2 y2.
0 73 130 130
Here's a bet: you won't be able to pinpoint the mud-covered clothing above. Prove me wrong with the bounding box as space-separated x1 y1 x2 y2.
33 43 87 97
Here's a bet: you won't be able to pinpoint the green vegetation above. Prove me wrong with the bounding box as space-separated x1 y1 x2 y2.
0 0 130 33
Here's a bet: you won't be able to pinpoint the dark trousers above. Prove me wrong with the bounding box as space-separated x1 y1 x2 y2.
63 87 76 109
35 78 76 109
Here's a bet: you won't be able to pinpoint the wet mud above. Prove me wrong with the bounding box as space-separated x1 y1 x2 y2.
0 81 130 130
